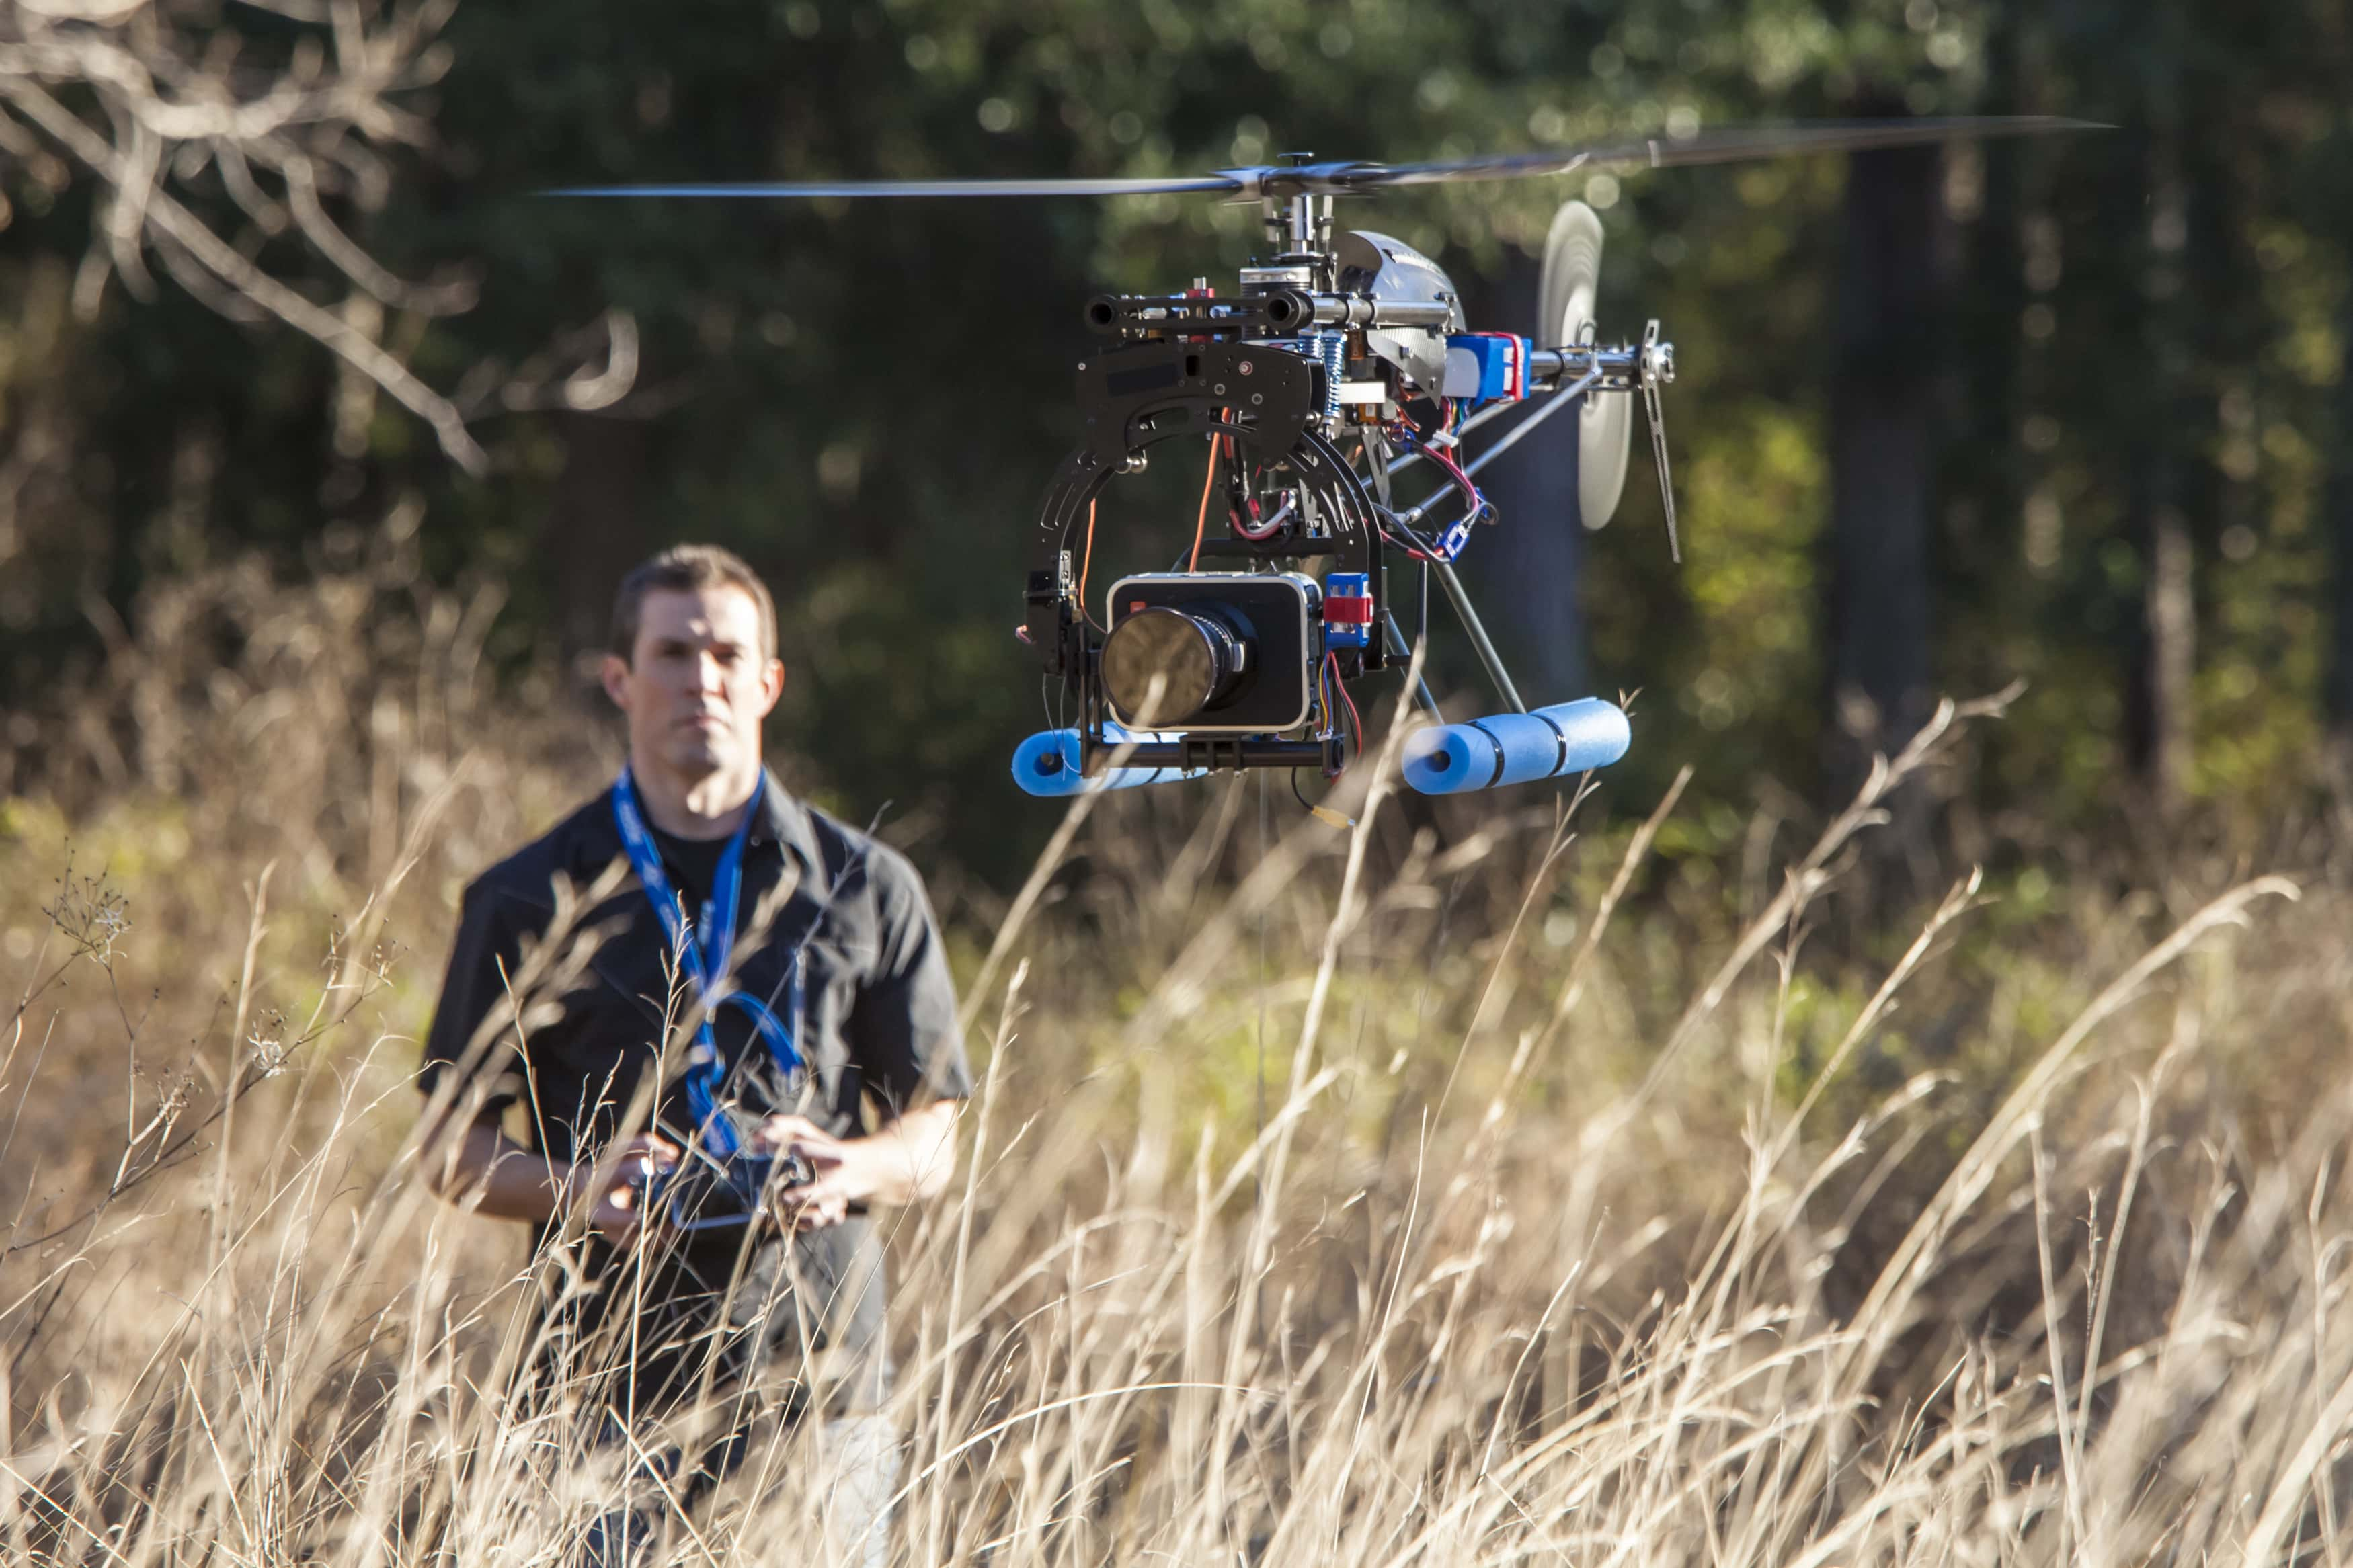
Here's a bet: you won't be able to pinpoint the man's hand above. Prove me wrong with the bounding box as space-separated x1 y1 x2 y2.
753 1102 959 1233
425 1120 686 1245
571 1132 682 1246
755 1114 855 1232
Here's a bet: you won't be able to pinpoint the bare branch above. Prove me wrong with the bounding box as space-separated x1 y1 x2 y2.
282 156 473 314
0 0 549 473
5 73 487 469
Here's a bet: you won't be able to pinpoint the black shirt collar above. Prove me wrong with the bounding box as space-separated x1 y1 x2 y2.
603 765 822 879
749 766 825 876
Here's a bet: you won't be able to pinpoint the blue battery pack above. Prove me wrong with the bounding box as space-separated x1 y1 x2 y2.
1442 334 1529 403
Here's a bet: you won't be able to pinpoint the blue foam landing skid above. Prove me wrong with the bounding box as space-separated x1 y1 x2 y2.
1012 727 1207 798
1402 698 1631 795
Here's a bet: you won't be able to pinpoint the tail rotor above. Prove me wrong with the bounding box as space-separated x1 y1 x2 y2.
1536 200 1635 532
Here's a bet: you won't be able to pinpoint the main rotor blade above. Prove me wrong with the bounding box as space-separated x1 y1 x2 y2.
543 175 1246 199
544 118 2101 204
1287 116 2102 194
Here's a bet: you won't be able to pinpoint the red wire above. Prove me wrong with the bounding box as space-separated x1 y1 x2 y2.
1317 655 1339 772
1428 441 1475 497
1425 442 1481 528
1328 651 1363 759
1234 485 1291 540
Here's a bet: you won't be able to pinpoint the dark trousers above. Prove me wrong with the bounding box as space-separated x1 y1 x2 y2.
522 1219 898 1565
571 1405 900 1568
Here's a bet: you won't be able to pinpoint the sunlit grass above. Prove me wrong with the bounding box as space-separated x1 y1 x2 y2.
1 550 2347 1565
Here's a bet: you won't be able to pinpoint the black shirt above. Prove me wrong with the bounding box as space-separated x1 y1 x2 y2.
417 768 972 1165
417 770 971 1416
647 822 729 914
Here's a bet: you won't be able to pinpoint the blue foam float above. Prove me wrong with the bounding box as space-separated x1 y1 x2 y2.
1010 725 1207 798
1402 697 1630 795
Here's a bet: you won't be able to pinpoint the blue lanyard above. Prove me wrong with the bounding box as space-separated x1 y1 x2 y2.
612 767 801 1157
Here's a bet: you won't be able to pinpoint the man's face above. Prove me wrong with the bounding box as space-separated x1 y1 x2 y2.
600 585 783 783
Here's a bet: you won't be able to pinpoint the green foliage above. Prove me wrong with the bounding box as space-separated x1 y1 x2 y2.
1 0 2348 881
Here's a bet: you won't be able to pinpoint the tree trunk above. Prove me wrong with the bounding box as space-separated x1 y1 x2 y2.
2122 482 2195 823
545 411 651 682
1962 19 2028 599
2326 288 2353 801
1823 135 1944 851
1472 251 1587 705
2119 77 2196 825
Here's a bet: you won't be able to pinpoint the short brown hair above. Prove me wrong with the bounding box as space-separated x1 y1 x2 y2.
609 544 778 664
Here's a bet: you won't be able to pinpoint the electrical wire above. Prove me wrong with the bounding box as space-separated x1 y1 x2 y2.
1078 496 1101 628
1372 505 1450 562
1315 655 1344 770
1374 407 1488 562
1232 489 1294 541
1289 764 1356 829
1333 652 1364 757
1321 649 1363 766
1187 431 1219 571
1418 429 1485 523
1225 435 1295 542
1290 767 1317 815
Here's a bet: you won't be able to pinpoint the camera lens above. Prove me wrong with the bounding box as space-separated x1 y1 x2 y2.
1101 606 1248 727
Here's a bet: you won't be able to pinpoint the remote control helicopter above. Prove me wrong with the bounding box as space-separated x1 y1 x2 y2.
560 117 2088 802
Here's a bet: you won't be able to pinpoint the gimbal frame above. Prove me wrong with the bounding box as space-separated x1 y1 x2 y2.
1025 338 1384 777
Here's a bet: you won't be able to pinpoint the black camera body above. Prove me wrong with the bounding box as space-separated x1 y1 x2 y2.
631 1149 815 1235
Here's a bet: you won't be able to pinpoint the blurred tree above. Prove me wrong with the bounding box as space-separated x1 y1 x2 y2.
2327 224 2353 797
0 0 493 470
1823 129 1942 826
1466 253 1589 703
1 0 2346 889
2116 8 2198 827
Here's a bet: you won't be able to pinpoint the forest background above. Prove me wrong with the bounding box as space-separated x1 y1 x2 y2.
3 2 2353 1562
5 0 2348 887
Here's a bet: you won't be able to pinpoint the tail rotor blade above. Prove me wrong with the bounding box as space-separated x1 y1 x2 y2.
1537 200 1603 352
1537 200 1636 532
1581 395 1635 532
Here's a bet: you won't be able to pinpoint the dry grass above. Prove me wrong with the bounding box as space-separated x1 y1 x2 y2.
2 538 2350 1565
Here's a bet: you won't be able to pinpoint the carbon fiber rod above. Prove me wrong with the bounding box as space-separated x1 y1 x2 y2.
1386 367 1603 496
1382 612 1442 719
1394 370 1601 530
1431 561 1527 714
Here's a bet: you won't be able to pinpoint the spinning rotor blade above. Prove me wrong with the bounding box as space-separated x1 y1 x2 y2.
548 118 2098 204
1540 201 1605 354
1291 116 2100 194
1535 201 1634 532
544 175 1246 198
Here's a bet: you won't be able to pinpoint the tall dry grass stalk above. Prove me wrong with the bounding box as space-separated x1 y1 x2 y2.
1 544 2349 1565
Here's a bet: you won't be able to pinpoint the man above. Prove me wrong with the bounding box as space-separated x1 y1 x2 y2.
418 544 969 1567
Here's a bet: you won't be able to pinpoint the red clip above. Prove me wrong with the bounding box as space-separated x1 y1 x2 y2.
1183 284 1215 345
